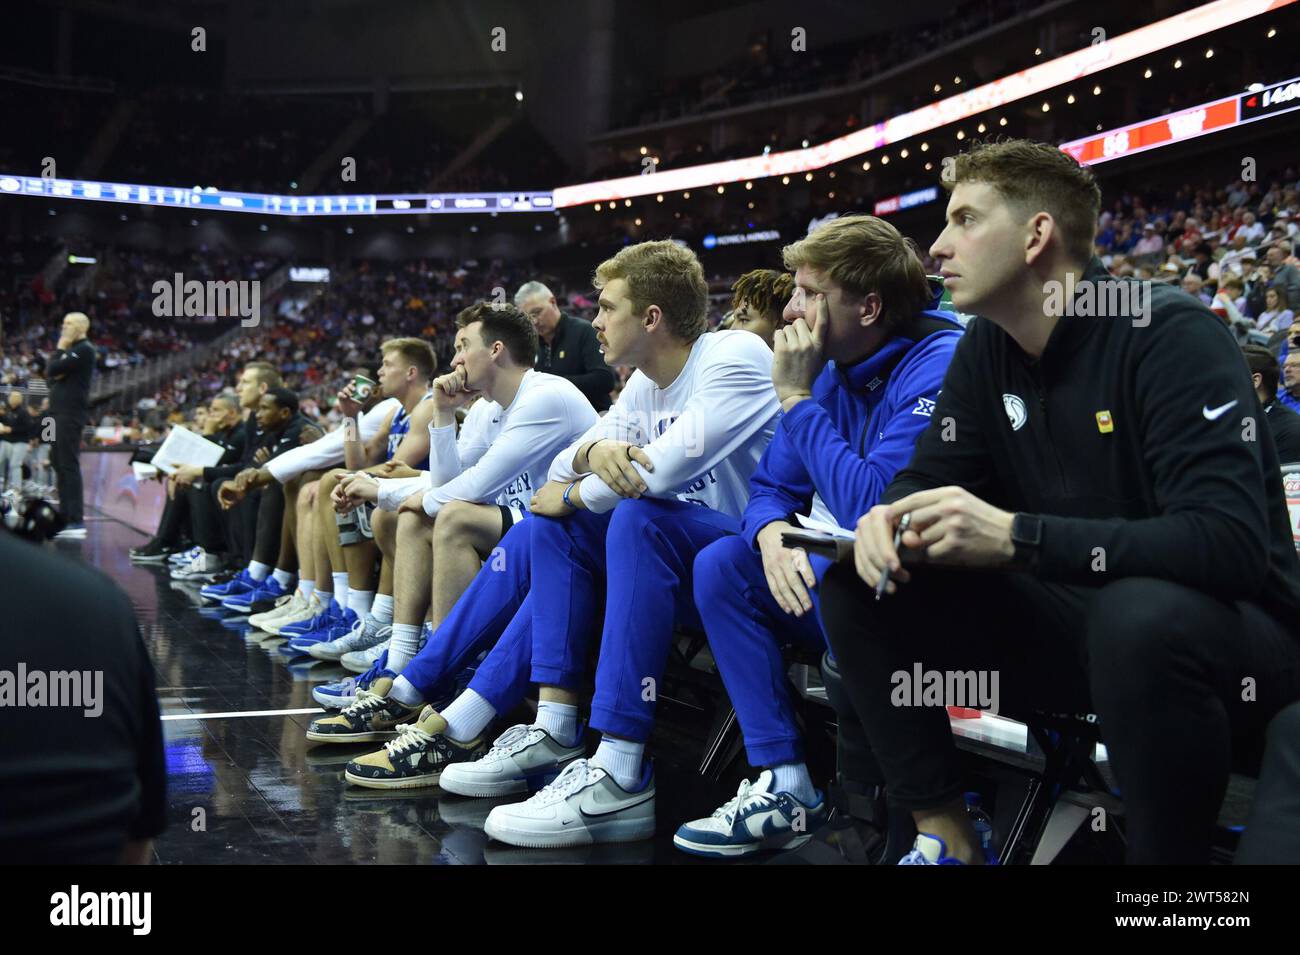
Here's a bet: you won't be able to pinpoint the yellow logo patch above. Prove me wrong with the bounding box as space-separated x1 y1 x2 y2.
1095 410 1114 433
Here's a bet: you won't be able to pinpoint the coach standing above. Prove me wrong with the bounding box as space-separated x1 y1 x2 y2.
516 281 614 412
45 311 95 538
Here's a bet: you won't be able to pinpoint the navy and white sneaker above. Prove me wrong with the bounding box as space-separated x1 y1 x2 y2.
169 546 202 567
672 770 828 858
440 723 585 797
305 677 421 743
200 569 258 604
312 649 391 709
222 576 290 614
483 758 656 849
898 833 971 865
308 612 390 661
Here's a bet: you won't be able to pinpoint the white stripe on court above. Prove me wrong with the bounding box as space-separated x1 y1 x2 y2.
161 707 325 721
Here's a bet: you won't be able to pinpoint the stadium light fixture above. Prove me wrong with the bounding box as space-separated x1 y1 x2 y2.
900 148 909 158
999 117 1007 125
1094 85 1102 94
594 203 602 210
656 194 663 202
861 161 870 170
1267 27 1276 37
805 172 813 180
1144 68 1153 78
716 185 724 193
1067 93 1076 104
977 123 986 132
639 146 648 155
920 142 929 151
515 90 524 102
1205 48 1214 57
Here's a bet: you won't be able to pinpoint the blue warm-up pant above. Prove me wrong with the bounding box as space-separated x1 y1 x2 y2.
529 498 739 743
693 535 829 767
401 516 535 713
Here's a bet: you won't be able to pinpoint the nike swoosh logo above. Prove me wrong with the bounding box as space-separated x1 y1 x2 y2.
1202 400 1239 421
578 791 655 818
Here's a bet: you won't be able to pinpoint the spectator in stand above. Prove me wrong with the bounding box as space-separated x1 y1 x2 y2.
1181 273 1212 307
1233 210 1267 245
1256 287 1295 335
1266 242 1300 309
1131 222 1165 260
1280 348 1300 414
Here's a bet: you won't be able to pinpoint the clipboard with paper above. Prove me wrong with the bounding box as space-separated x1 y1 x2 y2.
148 425 226 475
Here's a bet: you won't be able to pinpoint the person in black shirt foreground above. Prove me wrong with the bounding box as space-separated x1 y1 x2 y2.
1242 344 1300 462
0 530 166 862
515 281 615 412
45 312 96 537
819 139 1300 865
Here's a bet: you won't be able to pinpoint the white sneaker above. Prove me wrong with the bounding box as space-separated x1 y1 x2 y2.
440 724 584 797
483 758 655 849
309 614 390 661
248 591 301 631
263 592 321 636
341 637 389 674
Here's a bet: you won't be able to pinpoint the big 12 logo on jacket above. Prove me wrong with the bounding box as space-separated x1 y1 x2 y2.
1284 469 1300 550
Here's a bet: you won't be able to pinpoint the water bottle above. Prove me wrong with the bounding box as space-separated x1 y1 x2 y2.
964 791 995 863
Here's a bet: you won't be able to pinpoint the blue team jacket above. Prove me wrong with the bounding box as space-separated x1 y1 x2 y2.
741 309 963 549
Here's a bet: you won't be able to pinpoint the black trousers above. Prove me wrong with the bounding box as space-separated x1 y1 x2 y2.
154 490 191 548
1236 702 1300 863
817 563 1300 864
252 483 284 566
52 415 86 524
187 483 227 554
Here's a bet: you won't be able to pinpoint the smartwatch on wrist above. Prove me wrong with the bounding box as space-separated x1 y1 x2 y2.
1010 513 1043 569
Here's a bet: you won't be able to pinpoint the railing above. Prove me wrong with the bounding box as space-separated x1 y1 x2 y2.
90 323 249 409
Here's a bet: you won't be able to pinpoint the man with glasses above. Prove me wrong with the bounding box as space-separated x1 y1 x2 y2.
515 281 615 412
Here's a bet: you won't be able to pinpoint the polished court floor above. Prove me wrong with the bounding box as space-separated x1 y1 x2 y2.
59 512 754 865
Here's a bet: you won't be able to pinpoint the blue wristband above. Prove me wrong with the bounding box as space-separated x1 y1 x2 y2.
561 480 579 508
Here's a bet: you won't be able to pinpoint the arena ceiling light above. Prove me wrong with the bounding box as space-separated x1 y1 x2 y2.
550 0 1295 207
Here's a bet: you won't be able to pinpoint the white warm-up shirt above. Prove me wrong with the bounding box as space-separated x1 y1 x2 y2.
549 330 779 519
265 398 400 483
373 370 598 516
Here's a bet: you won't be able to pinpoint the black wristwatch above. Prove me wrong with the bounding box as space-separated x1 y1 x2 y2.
1010 513 1043 569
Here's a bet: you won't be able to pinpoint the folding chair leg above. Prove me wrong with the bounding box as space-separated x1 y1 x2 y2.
1029 801 1090 865
699 707 742 780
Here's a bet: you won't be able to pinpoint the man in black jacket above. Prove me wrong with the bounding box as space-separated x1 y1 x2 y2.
820 139 1300 865
0 391 36 494
515 281 615 412
45 312 95 537
1243 344 1300 462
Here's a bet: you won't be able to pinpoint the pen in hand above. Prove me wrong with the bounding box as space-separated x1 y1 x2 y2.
875 512 912 601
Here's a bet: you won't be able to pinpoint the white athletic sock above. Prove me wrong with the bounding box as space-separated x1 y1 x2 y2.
441 690 497 743
248 561 271 581
591 736 644 791
389 675 425 707
348 589 374 619
331 572 349 609
372 594 394 624
534 700 580 748
771 762 817 805
272 568 294 588
298 580 315 600
388 623 422 671
314 589 332 613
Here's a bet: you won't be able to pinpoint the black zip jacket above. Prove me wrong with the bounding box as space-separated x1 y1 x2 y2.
535 313 615 413
0 405 36 442
45 340 96 418
885 258 1300 625
202 416 261 483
